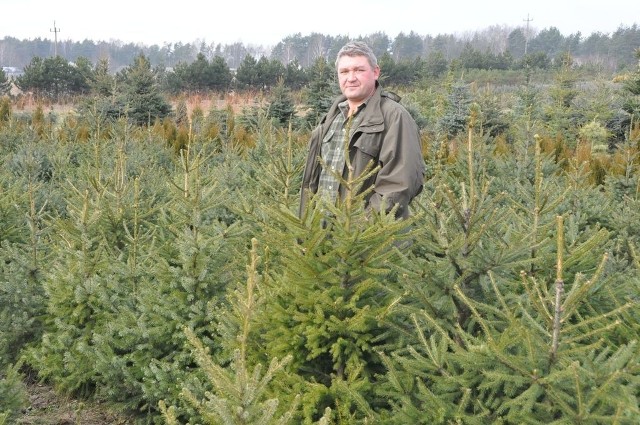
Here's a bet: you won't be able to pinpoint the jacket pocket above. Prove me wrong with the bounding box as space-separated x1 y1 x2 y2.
351 133 381 175
353 133 381 159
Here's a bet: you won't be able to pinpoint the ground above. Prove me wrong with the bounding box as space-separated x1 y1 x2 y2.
17 382 135 425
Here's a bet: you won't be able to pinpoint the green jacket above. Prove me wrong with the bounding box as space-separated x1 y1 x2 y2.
300 83 425 219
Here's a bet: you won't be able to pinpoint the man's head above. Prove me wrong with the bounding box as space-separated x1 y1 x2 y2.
335 41 380 107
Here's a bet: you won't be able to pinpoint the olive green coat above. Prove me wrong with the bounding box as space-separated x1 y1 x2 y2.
300 83 425 219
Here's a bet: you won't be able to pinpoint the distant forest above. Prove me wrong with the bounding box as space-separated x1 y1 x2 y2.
1 24 640 72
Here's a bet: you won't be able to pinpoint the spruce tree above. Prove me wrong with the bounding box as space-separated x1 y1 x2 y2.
128 139 249 414
401 121 532 335
379 215 638 423
0 363 28 423
161 239 303 425
0 68 10 96
174 96 189 128
266 77 297 128
544 52 580 146
22 134 167 408
304 56 339 126
117 53 172 126
437 80 473 139
25 179 114 395
0 138 63 370
255 159 419 423
374 122 639 423
620 48 640 136
76 57 120 129
0 97 10 125
0 181 49 367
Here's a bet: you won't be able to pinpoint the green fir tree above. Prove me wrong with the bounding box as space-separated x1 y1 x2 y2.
255 158 419 423
374 121 639 424
161 239 303 425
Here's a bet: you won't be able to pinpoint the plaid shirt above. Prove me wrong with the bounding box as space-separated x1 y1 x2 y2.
317 101 362 203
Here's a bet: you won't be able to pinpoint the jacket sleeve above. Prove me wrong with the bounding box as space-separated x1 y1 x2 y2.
368 107 424 219
299 125 323 217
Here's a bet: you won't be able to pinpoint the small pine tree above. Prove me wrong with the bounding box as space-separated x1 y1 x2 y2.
31 104 46 137
267 77 297 128
127 141 248 414
24 184 112 395
0 363 28 423
374 121 639 423
0 97 11 125
117 53 172 126
0 68 11 96
174 96 189 127
0 181 49 367
544 52 580 146
254 160 419 423
162 239 302 425
620 48 640 137
22 136 164 408
233 113 305 217
380 216 638 423
437 80 473 139
304 56 339 126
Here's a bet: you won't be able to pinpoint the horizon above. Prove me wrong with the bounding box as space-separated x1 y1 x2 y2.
2 22 639 49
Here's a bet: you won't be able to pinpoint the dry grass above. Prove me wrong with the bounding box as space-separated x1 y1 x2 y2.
10 90 265 118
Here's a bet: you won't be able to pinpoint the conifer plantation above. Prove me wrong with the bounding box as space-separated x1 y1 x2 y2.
1 47 640 424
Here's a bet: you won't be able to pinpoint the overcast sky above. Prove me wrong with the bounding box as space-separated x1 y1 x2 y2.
1 0 638 47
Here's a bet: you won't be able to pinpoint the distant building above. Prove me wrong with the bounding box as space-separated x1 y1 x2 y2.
2 66 23 77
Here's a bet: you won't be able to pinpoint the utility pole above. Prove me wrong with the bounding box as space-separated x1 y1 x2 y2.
523 13 533 86
50 20 60 57
523 13 533 56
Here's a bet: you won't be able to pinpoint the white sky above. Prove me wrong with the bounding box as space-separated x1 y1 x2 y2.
1 0 638 47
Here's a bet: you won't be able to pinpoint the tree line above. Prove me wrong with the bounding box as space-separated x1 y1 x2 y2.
2 41 638 102
1 24 639 73
2 46 640 147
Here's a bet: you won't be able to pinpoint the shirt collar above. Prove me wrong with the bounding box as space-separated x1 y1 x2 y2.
338 97 369 118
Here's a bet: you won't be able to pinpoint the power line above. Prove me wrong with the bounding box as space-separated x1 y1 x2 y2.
50 20 60 56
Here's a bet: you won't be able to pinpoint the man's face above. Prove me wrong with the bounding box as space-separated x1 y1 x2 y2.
337 55 380 104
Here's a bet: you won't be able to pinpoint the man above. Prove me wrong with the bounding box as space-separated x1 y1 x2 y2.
299 41 425 220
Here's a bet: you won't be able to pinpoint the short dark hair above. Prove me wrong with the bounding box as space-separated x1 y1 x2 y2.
335 41 378 71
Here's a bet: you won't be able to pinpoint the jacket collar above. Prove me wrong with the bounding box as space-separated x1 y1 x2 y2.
326 81 385 127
